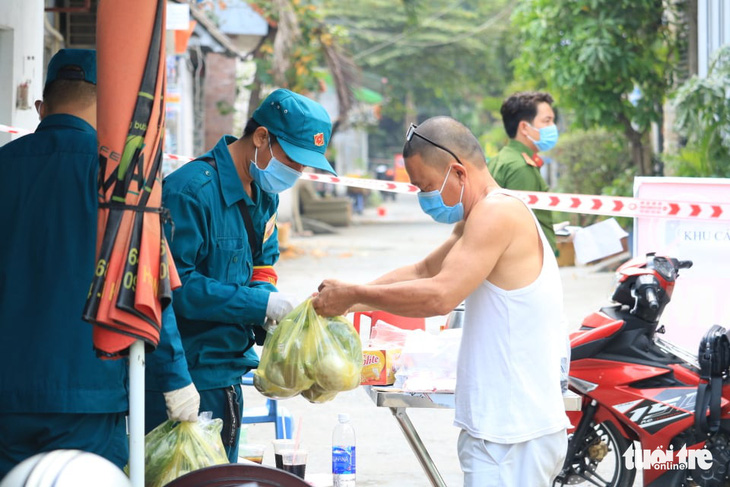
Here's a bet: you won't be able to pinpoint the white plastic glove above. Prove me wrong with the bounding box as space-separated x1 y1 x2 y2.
263 317 278 335
163 383 200 422
266 292 299 323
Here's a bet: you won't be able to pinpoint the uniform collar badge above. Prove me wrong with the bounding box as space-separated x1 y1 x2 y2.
522 152 544 168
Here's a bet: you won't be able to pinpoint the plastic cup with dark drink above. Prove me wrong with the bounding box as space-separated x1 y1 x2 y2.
238 443 266 464
281 449 307 479
272 439 296 469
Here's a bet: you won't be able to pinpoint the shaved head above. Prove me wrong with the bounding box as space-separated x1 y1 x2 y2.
403 116 485 168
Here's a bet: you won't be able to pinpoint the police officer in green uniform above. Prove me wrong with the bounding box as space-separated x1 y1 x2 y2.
488 91 559 254
148 89 335 462
0 49 197 480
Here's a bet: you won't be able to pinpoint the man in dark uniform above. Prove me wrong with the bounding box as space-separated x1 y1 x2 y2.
0 49 198 479
149 89 335 462
488 91 559 254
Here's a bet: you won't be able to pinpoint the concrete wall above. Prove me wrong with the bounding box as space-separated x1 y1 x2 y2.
0 0 44 146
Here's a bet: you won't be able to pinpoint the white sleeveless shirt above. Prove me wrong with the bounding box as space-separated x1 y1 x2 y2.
454 189 570 443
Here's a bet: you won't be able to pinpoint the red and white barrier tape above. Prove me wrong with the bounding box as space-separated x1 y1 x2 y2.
513 190 729 221
303 173 730 221
0 124 31 136
301 172 418 193
3 123 728 221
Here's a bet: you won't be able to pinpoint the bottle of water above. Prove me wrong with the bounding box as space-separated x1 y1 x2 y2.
332 413 356 487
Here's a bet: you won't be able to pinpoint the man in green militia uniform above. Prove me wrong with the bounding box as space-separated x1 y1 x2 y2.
488 92 558 254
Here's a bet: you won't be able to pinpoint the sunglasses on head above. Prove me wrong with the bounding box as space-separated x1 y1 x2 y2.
405 123 463 166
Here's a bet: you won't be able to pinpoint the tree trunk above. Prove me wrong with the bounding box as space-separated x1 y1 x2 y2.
620 115 652 176
404 89 417 132
247 76 263 121
247 29 276 120
271 0 302 85
320 36 357 138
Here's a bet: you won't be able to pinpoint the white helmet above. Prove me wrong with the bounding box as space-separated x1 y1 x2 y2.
0 450 131 487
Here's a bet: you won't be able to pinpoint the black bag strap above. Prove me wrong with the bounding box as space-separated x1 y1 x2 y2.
198 156 261 258
696 381 708 433
236 200 261 259
696 377 722 435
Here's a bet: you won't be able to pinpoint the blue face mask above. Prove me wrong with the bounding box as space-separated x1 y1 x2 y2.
417 165 464 224
528 124 559 152
250 139 302 193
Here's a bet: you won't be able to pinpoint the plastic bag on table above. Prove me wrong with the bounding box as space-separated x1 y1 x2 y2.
143 412 228 487
369 321 412 347
394 328 461 392
254 298 362 403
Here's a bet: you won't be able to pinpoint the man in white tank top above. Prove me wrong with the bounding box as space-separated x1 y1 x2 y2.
312 116 569 486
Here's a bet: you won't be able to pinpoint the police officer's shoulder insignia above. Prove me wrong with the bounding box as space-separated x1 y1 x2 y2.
521 152 544 168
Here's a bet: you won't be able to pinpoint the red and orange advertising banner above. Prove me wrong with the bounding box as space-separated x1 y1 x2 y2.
83 0 179 358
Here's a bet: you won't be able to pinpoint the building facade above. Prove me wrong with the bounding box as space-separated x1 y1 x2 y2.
0 0 45 146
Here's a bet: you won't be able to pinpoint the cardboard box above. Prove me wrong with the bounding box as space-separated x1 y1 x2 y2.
361 348 401 385
554 222 578 267
556 238 575 267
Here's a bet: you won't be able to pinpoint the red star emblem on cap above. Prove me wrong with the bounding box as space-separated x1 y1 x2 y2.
314 132 325 147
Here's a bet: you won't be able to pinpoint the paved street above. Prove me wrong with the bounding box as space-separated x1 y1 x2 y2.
242 194 618 486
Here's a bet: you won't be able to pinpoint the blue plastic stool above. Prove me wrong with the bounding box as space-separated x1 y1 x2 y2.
241 372 293 440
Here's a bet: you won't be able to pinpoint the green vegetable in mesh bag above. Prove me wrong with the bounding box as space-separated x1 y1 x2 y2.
143 412 228 487
328 316 364 365
257 300 315 392
301 383 339 403
313 355 361 392
255 298 363 404
253 367 299 399
309 316 363 393
273 332 314 390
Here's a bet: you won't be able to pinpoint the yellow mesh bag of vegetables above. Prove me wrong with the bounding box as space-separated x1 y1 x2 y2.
143 412 228 487
254 298 363 403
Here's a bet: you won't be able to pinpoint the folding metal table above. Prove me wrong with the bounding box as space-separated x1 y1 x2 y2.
364 386 582 487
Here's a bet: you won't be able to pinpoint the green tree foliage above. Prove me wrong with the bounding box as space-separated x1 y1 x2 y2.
670 45 730 177
513 0 683 176
249 0 327 94
246 0 356 131
550 128 634 226
322 0 517 158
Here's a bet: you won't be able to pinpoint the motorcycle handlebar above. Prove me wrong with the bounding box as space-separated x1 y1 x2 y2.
645 287 659 310
677 259 693 269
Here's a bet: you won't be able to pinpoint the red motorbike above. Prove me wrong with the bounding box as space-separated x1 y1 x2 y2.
555 253 730 487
